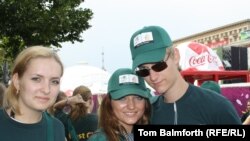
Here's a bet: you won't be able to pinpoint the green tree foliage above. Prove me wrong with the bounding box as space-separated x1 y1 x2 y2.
0 0 93 53
0 0 93 84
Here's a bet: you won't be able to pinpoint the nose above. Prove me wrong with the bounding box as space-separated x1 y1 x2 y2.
42 81 51 94
127 98 135 110
148 69 158 81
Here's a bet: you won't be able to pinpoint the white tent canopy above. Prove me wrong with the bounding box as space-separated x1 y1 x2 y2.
60 63 111 96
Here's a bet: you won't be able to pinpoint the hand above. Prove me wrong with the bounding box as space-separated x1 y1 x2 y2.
53 94 87 110
68 94 86 105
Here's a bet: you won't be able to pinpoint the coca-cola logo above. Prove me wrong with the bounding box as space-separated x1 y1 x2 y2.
189 54 217 67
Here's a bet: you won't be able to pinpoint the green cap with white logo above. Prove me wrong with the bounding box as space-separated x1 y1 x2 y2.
130 26 173 70
108 68 149 100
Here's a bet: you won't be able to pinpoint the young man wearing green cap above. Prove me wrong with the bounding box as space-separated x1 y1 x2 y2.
129 26 241 125
88 68 151 141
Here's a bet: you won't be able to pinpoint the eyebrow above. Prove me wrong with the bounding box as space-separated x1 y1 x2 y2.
33 74 61 79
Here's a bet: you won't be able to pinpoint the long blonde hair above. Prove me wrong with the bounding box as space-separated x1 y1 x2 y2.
3 46 64 115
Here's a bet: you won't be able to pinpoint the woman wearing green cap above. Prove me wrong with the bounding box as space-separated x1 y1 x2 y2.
88 68 151 141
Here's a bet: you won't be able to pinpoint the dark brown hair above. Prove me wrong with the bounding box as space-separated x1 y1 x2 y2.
98 94 151 141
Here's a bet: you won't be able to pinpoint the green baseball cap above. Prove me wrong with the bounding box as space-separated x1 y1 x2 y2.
200 81 221 94
108 68 149 100
130 26 173 70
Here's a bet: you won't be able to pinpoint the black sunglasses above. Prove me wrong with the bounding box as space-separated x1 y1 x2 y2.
135 54 171 77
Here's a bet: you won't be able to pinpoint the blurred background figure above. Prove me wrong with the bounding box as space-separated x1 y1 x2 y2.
54 85 98 141
47 91 67 115
0 82 6 108
241 99 250 123
200 80 222 94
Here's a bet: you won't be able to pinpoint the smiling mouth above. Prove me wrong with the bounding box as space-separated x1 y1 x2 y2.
124 112 138 116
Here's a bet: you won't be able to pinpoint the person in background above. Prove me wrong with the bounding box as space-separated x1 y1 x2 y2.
54 85 98 141
200 80 222 94
129 25 241 124
242 115 250 125
47 90 67 115
0 82 6 107
0 46 65 141
88 68 151 141
241 99 250 123
73 85 95 114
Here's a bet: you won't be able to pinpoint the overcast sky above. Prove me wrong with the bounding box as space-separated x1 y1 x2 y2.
58 0 250 74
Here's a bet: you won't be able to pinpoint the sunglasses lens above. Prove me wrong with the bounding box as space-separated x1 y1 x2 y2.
152 62 167 72
136 61 168 77
136 69 150 77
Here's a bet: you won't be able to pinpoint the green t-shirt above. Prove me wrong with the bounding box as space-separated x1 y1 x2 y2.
55 111 98 141
87 129 108 141
0 109 65 141
87 129 132 141
151 84 241 125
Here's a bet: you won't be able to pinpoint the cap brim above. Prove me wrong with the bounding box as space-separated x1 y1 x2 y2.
110 88 149 100
132 48 166 71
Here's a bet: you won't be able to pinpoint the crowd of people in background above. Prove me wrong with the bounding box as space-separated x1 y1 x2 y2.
0 26 250 141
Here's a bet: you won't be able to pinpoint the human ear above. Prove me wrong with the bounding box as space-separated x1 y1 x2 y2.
173 48 180 65
12 73 20 92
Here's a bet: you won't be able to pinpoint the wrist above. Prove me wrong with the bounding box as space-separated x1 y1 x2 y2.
63 97 71 115
65 97 69 105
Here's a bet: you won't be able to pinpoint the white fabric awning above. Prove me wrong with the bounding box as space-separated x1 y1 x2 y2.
60 63 110 96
